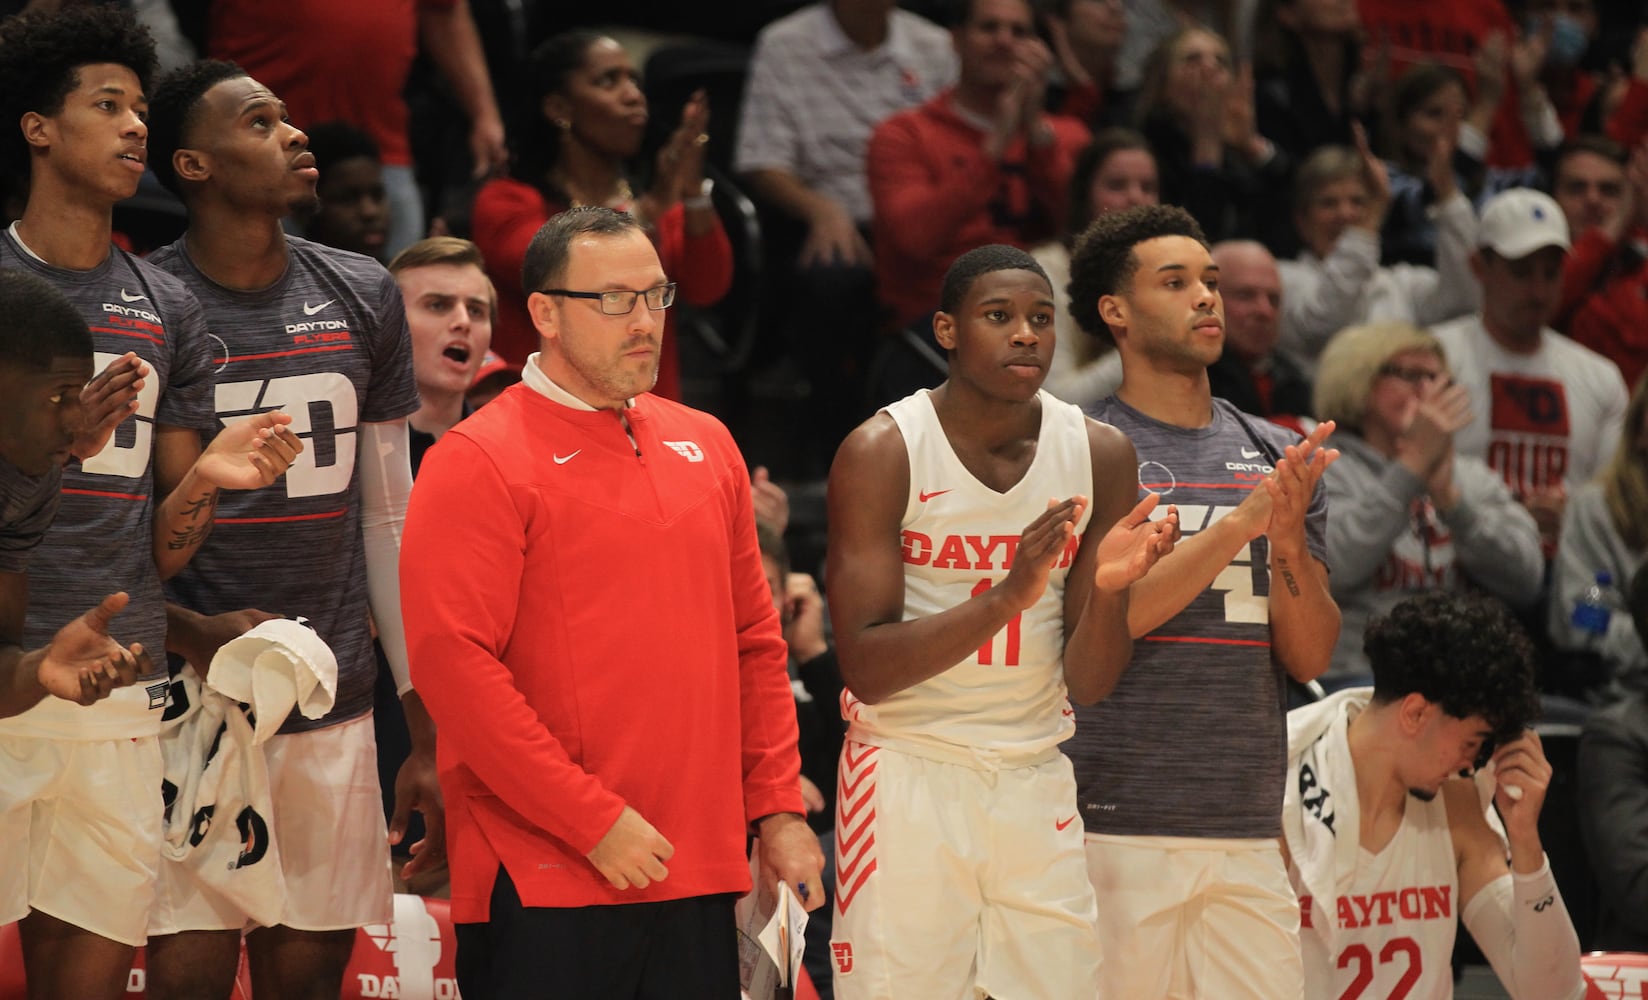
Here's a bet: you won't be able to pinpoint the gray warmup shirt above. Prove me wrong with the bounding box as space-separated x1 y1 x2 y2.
1067 396 1329 839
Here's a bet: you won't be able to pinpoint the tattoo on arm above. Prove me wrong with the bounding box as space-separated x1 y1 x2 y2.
1275 556 1302 598
167 492 218 551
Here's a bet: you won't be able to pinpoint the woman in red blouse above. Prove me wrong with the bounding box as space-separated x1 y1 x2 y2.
472 31 732 400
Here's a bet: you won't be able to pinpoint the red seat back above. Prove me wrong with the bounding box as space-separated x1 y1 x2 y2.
1582 951 1648 999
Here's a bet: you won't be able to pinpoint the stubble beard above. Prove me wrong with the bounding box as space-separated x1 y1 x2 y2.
1139 327 1216 376
567 342 659 404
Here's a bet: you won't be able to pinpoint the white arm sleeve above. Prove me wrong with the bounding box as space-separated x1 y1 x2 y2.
1461 857 1587 1000
358 419 414 695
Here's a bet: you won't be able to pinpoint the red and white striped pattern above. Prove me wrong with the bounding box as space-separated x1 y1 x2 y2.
835 740 880 916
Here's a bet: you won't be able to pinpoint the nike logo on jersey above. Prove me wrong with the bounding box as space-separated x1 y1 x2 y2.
553 450 581 464
303 299 335 315
119 288 149 302
1240 447 1261 459
918 489 951 502
1056 815 1078 831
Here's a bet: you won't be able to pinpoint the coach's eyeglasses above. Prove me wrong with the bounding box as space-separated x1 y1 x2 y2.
539 283 677 315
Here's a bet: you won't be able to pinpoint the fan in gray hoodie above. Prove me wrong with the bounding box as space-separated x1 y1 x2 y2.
1313 321 1543 686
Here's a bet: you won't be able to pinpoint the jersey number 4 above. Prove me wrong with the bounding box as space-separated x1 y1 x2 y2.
971 578 1022 666
1175 506 1271 624
218 374 357 498
1337 937 1420 1000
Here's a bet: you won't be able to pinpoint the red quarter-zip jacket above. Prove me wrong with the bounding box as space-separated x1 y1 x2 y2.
401 382 803 921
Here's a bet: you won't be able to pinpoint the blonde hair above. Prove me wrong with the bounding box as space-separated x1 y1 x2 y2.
1312 321 1446 432
1602 372 1648 551
388 236 486 276
387 236 497 322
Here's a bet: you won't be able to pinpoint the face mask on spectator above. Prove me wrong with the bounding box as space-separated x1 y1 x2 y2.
1535 14 1589 69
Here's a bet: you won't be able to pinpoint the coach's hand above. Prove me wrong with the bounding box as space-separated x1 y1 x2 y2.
756 812 826 913
587 805 675 890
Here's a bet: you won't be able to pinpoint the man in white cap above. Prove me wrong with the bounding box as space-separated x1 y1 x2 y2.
1431 187 1630 552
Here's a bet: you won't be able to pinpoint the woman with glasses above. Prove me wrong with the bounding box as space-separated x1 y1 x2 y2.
471 31 732 399
1312 321 1544 689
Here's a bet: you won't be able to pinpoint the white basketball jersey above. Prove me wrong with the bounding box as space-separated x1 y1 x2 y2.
1300 794 1460 1000
843 389 1094 763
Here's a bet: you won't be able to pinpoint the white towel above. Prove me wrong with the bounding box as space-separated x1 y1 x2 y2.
1283 687 1368 957
1285 687 1510 956
157 618 338 927
204 617 337 744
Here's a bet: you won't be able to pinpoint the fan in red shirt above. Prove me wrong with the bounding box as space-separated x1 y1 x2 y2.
471 32 732 400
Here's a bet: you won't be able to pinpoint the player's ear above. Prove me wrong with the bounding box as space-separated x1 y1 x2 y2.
173 147 210 185
1098 294 1126 331
1396 693 1431 736
932 310 958 351
19 111 51 151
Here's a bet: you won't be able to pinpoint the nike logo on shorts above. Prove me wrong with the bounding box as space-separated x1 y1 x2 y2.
553 450 581 465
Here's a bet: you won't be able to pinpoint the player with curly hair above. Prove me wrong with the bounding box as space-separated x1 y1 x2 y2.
1063 202 1339 999
1283 590 1586 1000
0 9 300 999
0 6 158 182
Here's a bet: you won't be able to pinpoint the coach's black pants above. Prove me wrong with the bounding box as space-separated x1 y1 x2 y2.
454 866 740 999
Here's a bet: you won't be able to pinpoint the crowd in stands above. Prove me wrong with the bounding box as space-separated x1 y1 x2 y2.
3 0 1648 997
